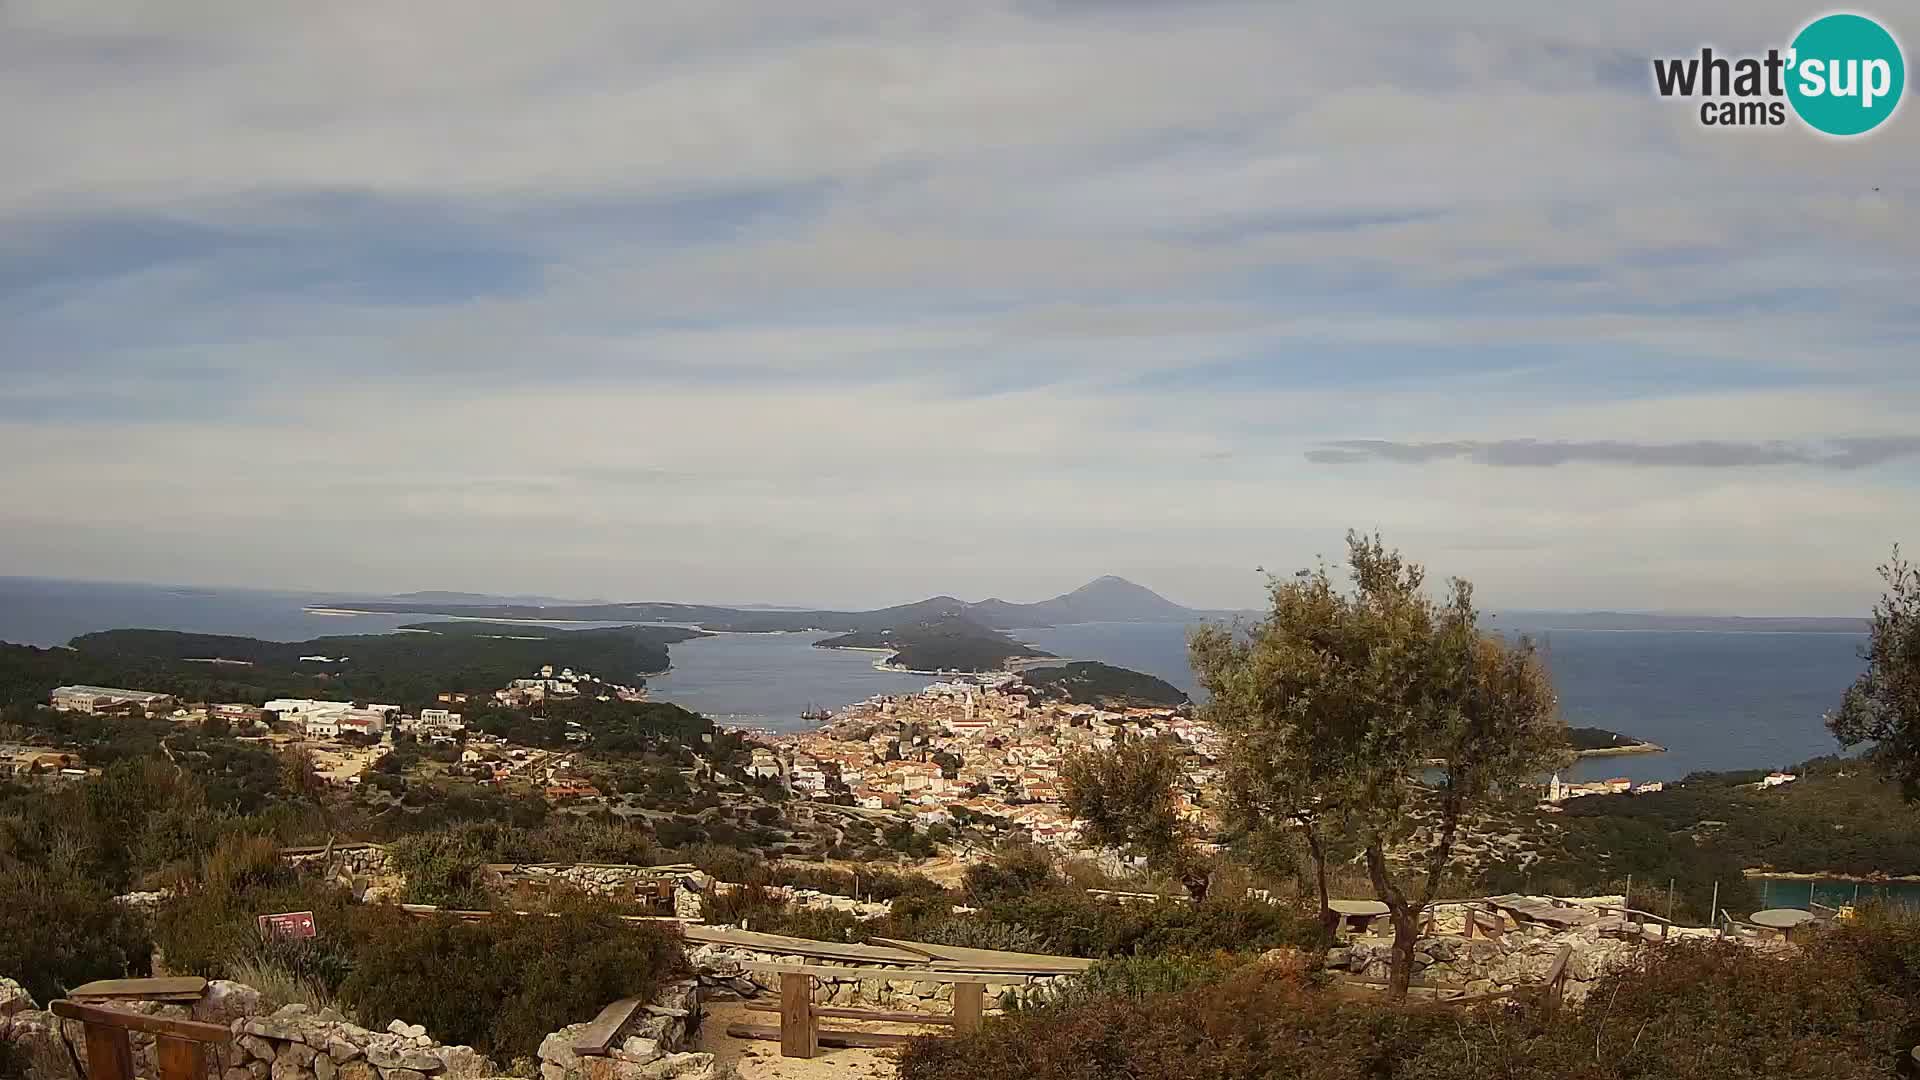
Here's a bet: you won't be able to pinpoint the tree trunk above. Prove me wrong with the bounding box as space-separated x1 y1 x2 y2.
1364 841 1417 1001
1304 827 1336 955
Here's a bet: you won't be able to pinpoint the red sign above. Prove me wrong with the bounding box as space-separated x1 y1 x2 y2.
257 911 317 940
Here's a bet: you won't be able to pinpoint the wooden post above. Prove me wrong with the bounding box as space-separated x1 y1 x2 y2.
155 1035 206 1080
83 1022 135 1080
779 973 816 1059
953 982 985 1035
1710 882 1719 936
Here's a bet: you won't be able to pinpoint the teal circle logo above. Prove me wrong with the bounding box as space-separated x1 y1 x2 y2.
1787 13 1905 136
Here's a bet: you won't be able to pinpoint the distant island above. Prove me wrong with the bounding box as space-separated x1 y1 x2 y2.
315 574 1229 632
813 615 1050 673
1021 661 1189 709
1566 726 1665 756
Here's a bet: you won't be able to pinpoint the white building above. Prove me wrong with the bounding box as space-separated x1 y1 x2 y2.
51 686 176 714
303 716 341 739
417 708 464 732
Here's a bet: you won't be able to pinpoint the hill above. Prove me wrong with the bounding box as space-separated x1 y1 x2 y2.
325 576 1209 631
1020 661 1190 708
814 615 1051 673
0 623 704 709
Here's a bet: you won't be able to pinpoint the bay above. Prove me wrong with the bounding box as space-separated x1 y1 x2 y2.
0 578 1869 781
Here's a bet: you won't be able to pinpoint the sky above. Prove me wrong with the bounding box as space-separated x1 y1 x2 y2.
1 1 1915 616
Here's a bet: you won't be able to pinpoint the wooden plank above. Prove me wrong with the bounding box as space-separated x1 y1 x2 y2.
69 978 208 1002
728 1024 919 1050
740 962 1029 985
683 925 926 965
779 973 816 1059
570 997 644 1057
952 982 984 1035
155 1035 206 1080
50 1001 233 1044
745 1002 954 1026
83 1018 135 1080
868 938 1094 975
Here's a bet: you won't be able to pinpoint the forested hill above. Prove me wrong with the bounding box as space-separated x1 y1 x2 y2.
0 623 703 709
1020 661 1190 708
813 615 1050 673
324 575 1221 631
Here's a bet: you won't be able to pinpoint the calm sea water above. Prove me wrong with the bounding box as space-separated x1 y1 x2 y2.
0 579 1867 780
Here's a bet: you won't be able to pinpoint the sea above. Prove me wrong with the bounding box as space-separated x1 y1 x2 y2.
0 577 1869 785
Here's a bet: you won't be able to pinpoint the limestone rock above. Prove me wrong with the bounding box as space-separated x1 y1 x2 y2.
315 1054 338 1080
1 978 37 1017
386 1069 429 1080
271 1056 315 1080
434 1045 493 1080
538 1024 589 1071
328 1038 365 1064
276 1042 320 1068
387 1021 428 1040
620 1037 662 1062
540 1063 569 1080
635 1053 716 1080
225 1068 257 1080
337 1061 377 1080
196 982 263 1025
239 1035 279 1062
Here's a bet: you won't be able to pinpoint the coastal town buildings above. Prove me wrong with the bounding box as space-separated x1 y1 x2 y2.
50 685 177 715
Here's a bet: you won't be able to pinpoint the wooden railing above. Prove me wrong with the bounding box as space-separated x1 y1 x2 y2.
50 1000 232 1080
726 962 1025 1059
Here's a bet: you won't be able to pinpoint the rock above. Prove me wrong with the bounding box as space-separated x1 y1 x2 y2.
620 1037 662 1062
1257 947 1312 976
197 982 264 1026
225 1068 257 1080
538 1024 589 1071
1 978 37 1017
386 1069 429 1080
434 1045 493 1080
1413 952 1436 968
365 1039 441 1072
276 1043 320 1068
315 1054 338 1080
636 1053 716 1080
337 1062 377 1080
242 1019 306 1043
728 977 758 998
327 1038 365 1064
541 1064 569 1080
239 1035 279 1062
270 1058 315 1080
386 1021 427 1040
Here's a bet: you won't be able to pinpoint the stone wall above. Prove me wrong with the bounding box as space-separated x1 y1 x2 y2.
0 977 708 1080
686 943 1069 1014
1330 921 1650 1003
535 982 712 1080
280 844 394 883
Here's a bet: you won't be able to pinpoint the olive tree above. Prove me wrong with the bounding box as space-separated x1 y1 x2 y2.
1829 545 1920 797
1060 733 1208 898
1197 532 1566 997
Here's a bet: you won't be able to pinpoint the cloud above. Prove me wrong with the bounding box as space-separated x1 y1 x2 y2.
1306 437 1920 470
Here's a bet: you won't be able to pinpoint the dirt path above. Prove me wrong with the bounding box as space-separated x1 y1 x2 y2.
699 999 943 1080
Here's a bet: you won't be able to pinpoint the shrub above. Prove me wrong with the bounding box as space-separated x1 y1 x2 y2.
962 844 1057 904
0 865 152 1004
979 889 1317 959
338 898 685 1059
388 830 492 909
901 930 1917 1080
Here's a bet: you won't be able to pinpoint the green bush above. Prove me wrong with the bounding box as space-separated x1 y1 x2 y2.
979 889 1317 959
0 865 152 1003
388 830 493 909
338 898 685 1059
962 844 1057 904
901 929 1915 1080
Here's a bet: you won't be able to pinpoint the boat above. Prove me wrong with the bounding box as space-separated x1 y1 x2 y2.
798 703 832 722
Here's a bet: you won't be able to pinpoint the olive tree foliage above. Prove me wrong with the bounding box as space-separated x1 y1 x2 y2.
1193 532 1567 998
1060 734 1207 898
1829 546 1920 798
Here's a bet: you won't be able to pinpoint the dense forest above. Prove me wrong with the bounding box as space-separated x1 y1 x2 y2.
814 615 1049 672
1021 661 1190 708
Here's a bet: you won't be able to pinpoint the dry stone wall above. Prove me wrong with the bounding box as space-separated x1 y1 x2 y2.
0 978 708 1080
280 844 393 880
535 981 711 1080
687 943 1068 1014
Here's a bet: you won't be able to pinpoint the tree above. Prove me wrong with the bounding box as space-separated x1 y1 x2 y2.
1829 545 1920 797
1197 532 1566 997
1060 733 1207 898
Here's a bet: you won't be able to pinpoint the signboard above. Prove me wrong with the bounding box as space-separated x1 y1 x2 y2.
257 911 317 940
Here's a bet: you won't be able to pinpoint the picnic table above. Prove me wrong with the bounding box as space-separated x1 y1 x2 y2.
1749 908 1816 940
1328 899 1391 934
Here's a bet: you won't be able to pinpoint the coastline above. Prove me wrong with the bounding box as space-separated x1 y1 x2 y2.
1575 741 1666 758
303 607 623 626
1743 869 1920 884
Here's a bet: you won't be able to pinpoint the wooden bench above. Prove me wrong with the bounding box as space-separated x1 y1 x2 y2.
726 963 1024 1059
